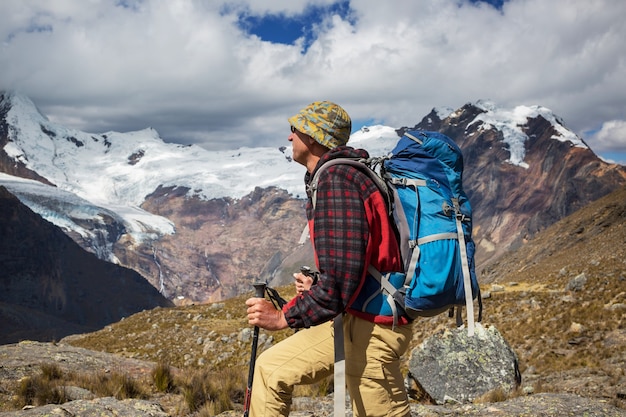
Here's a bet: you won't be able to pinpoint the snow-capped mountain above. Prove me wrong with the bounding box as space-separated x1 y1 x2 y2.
0 92 401 257
1 91 625 305
451 99 586 168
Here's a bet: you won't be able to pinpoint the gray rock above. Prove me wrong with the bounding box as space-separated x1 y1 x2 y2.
408 323 520 404
62 386 95 401
566 272 587 292
240 327 252 343
491 284 505 292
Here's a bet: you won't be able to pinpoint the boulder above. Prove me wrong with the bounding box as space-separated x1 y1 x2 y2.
408 323 520 404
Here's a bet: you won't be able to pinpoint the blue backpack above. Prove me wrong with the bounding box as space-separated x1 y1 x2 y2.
308 130 482 334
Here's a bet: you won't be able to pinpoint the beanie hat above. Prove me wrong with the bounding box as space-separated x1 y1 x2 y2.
288 101 352 149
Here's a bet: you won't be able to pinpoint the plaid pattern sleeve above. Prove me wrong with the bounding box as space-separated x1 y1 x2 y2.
283 155 379 328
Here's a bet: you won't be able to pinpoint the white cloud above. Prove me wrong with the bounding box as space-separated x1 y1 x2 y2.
589 120 626 151
0 0 625 158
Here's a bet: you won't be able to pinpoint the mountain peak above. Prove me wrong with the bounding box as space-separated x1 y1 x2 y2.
0 90 48 123
459 100 588 169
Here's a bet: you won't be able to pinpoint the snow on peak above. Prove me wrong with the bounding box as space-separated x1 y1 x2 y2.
434 106 455 120
1 91 47 120
349 125 399 155
471 101 586 169
2 93 303 205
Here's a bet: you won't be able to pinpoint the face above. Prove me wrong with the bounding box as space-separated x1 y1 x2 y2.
288 125 310 167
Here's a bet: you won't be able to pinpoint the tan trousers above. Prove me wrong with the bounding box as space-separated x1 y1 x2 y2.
249 314 412 417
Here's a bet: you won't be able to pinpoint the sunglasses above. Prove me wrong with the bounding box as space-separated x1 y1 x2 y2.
290 125 297 134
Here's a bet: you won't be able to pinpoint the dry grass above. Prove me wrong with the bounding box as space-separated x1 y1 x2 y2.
12 362 149 409
8 361 247 416
13 364 68 409
178 368 237 414
152 362 175 393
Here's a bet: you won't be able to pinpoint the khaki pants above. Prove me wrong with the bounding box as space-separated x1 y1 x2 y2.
249 314 412 417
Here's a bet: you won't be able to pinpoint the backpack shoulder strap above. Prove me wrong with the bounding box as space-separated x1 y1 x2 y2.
308 157 391 211
300 158 373 245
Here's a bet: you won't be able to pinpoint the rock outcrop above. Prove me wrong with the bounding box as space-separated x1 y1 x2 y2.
135 185 307 303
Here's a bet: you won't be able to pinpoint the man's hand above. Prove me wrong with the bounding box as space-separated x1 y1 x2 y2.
246 297 289 331
293 272 314 294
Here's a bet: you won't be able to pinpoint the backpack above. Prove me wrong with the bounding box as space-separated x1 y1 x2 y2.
308 130 482 335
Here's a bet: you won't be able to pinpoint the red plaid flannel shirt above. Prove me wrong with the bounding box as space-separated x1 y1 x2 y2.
283 146 404 328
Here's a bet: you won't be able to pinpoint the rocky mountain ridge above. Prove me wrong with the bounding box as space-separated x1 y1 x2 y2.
412 102 626 266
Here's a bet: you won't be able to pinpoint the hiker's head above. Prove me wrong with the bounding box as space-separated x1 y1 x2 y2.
288 101 351 150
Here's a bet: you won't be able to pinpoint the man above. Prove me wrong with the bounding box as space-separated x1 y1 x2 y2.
246 101 413 417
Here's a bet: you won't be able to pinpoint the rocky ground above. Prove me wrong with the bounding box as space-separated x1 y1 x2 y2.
0 341 625 416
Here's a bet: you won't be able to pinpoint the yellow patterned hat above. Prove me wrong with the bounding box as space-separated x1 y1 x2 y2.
288 101 352 149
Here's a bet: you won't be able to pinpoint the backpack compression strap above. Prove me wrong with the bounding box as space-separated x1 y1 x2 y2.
384 176 425 282
366 265 401 328
452 197 475 336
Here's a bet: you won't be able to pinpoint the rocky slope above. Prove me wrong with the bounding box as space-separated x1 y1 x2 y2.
135 185 308 303
0 186 173 344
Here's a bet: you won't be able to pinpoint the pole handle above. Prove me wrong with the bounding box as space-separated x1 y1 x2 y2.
253 282 266 298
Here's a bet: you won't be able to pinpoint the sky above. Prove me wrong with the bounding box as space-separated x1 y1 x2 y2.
1 0 625 164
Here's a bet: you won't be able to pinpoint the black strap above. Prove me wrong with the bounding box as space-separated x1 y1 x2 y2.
265 286 287 309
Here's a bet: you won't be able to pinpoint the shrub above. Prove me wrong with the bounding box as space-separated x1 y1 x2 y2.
76 370 147 400
13 373 67 408
177 368 235 414
39 363 63 381
110 372 144 400
152 362 175 393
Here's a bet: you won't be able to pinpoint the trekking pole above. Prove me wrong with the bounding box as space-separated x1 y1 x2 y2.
243 282 267 417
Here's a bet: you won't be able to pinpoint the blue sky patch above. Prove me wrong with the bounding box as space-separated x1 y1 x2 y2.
115 0 141 11
469 0 507 9
235 1 354 52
